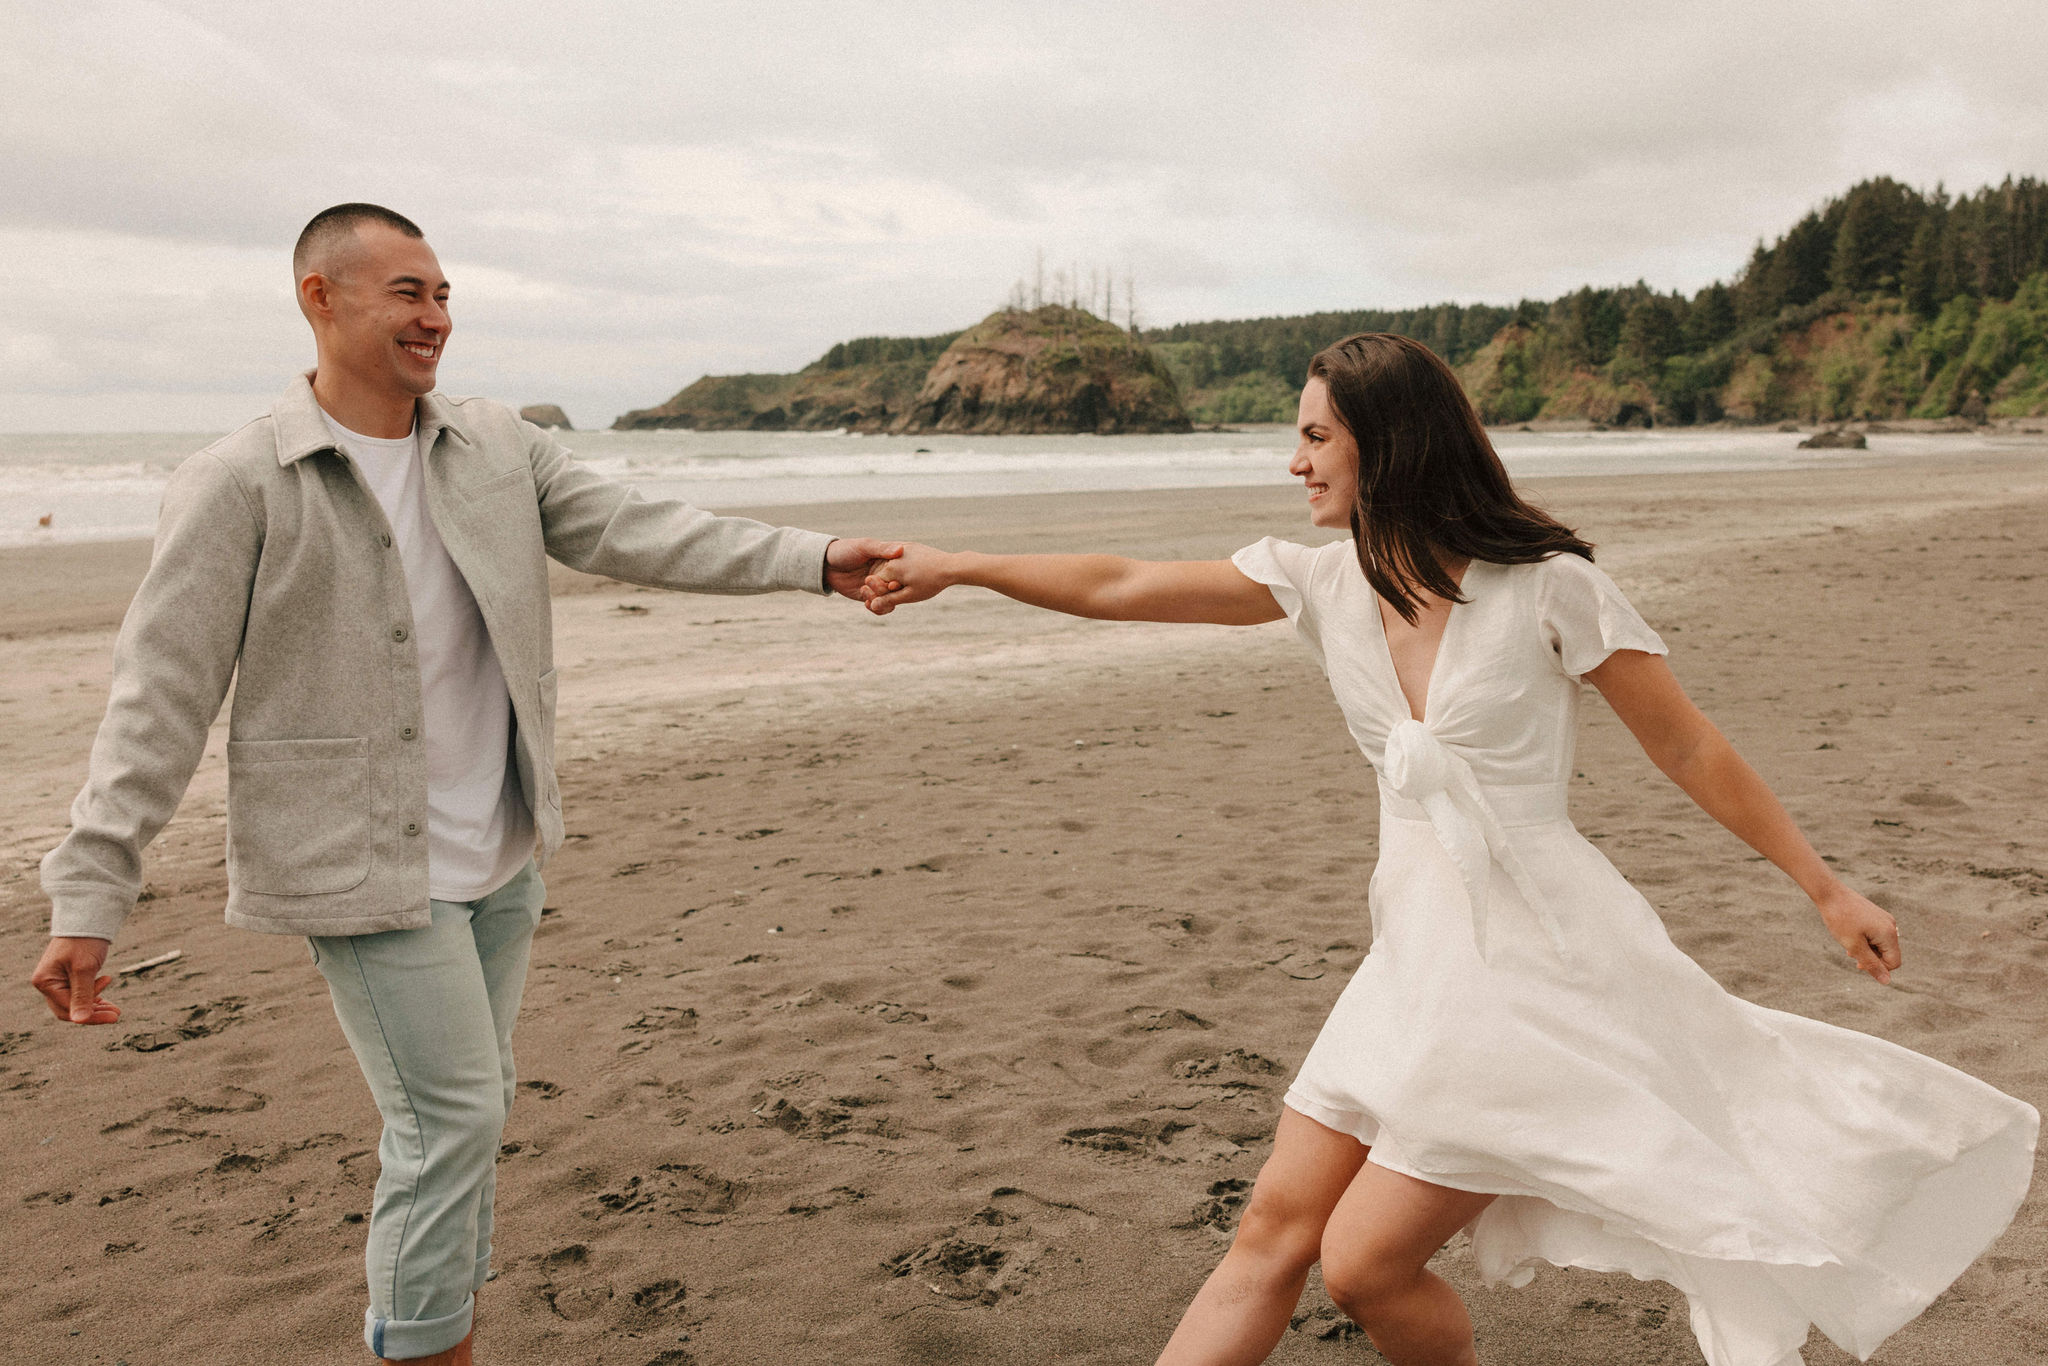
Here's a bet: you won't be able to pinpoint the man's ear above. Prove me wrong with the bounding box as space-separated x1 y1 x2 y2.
297 271 334 322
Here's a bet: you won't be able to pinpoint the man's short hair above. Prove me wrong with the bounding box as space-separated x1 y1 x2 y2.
293 203 424 280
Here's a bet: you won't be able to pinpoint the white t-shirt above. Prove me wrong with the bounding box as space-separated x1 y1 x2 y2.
322 411 535 901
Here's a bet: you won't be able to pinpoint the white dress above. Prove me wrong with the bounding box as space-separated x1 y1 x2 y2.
1230 537 2038 1366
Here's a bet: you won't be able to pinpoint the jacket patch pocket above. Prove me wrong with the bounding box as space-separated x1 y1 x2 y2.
226 737 372 896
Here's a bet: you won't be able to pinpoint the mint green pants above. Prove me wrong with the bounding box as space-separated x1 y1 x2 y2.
310 862 544 1360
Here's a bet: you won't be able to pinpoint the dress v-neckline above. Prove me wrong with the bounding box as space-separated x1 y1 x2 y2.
1373 561 1478 725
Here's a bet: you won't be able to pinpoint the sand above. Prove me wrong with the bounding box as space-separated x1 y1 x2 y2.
3 453 2046 1366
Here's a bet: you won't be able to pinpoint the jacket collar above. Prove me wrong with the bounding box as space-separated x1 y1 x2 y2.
272 371 474 465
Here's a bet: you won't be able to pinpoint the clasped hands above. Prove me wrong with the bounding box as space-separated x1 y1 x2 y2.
854 542 950 614
825 537 950 614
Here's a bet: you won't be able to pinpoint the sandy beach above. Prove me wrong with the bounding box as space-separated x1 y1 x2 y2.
4 452 2046 1366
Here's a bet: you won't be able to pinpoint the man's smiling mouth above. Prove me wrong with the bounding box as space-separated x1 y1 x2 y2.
400 340 439 360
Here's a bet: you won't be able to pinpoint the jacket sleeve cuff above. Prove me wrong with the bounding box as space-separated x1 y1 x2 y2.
778 529 837 596
46 886 131 941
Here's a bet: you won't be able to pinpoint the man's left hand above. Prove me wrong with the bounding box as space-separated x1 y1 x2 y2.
824 538 906 601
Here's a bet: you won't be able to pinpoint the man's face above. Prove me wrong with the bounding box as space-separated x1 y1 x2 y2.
309 224 451 399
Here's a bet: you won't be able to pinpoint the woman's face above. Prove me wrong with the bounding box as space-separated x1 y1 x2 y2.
1290 376 1359 529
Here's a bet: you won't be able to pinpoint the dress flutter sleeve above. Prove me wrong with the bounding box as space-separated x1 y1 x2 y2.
1536 552 1667 679
1232 537 1336 665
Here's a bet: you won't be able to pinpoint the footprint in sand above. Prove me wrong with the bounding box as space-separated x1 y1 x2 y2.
884 1188 1094 1306
784 1186 868 1217
593 1164 744 1222
539 1243 613 1321
884 1235 1033 1305
751 1095 852 1139
1171 1048 1285 1080
1177 1177 1252 1235
1128 1007 1214 1032
620 1006 699 1054
520 1080 566 1101
1290 1307 1364 1342
172 1085 268 1115
111 997 247 1053
1062 1117 1246 1165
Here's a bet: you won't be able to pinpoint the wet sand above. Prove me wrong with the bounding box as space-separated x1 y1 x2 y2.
3 454 2046 1365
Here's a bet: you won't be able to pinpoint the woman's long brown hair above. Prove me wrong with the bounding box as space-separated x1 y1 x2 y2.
1308 332 1593 623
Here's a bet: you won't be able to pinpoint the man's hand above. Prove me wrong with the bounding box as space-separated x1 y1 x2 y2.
31 937 121 1025
823 538 906 601
862 542 957 615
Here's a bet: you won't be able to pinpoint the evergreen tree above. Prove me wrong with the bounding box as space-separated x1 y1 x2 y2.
1615 294 1686 378
1685 282 1737 349
1901 215 1943 317
1827 177 1922 295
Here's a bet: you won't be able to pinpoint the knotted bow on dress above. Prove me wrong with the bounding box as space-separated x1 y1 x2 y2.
1380 719 1575 965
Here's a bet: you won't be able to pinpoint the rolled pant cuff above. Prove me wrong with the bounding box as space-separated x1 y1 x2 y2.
472 1248 492 1293
365 1294 474 1359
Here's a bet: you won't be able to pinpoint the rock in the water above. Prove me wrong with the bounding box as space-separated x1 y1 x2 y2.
520 404 573 430
1797 428 1867 449
900 306 1190 435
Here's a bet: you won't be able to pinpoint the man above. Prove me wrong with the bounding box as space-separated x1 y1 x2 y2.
31 203 901 1364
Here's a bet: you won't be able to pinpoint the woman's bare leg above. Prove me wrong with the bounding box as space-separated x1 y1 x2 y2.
1155 1107 1369 1366
1317 1163 1496 1366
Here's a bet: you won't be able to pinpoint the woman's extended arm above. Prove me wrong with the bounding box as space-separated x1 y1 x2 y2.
1585 649 1902 983
861 544 1286 625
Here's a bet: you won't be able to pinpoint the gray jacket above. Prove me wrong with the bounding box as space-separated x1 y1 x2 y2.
42 374 833 941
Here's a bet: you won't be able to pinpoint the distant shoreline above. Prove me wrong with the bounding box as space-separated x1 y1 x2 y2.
8 446 2047 638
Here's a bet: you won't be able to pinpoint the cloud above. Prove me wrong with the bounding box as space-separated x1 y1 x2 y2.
2 0 2045 429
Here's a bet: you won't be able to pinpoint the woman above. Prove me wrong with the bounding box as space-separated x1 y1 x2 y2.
860 334 2038 1366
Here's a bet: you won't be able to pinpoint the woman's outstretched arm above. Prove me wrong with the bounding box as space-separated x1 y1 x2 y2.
1587 649 1903 983
861 544 1286 625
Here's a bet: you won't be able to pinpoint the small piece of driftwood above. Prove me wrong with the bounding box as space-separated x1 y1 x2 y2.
118 949 183 976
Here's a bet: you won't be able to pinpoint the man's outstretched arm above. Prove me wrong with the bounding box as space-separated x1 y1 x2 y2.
524 420 897 599
35 452 259 1021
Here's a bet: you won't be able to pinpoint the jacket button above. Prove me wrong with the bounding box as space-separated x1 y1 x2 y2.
392 626 409 642
379 532 393 548
400 725 416 741
404 821 420 836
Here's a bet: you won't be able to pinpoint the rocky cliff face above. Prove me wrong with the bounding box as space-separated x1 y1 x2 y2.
901 307 1190 435
519 403 573 429
611 309 1190 434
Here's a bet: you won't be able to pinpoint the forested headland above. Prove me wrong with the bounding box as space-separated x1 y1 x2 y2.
1151 176 2048 426
610 177 2048 432
613 306 1188 434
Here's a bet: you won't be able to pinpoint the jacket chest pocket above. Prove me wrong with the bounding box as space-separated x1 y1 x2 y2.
226 737 372 896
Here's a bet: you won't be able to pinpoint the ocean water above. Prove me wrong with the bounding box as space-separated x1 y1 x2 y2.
0 424 2030 548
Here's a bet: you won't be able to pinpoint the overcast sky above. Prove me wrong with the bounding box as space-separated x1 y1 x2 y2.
5 0 2045 432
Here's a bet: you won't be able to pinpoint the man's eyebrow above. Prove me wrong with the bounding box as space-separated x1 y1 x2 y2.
386 274 450 291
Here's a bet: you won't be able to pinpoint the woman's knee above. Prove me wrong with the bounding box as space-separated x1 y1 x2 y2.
1228 1184 1330 1276
1318 1237 1420 1322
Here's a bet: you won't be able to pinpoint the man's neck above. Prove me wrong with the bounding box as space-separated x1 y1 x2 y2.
311 367 417 439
